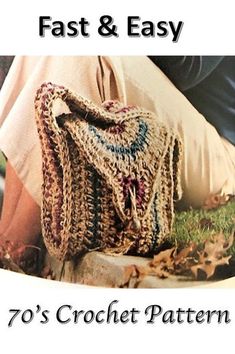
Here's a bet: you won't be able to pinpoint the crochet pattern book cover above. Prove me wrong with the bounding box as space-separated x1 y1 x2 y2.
1 1 235 354
0 55 235 289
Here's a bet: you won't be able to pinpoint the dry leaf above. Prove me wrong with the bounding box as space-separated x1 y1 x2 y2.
0 256 25 274
203 232 234 258
174 242 196 265
150 248 175 268
203 193 230 210
191 256 231 279
199 218 214 229
122 264 148 287
122 232 235 283
190 232 234 279
0 240 41 274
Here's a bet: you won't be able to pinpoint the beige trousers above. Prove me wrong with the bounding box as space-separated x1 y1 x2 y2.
0 56 235 208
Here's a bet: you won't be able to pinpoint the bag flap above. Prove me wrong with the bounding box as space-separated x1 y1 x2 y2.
60 100 171 229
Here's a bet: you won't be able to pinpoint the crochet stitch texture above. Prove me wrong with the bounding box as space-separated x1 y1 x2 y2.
35 82 182 261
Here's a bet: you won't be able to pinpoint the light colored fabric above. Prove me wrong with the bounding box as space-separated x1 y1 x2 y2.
0 56 235 208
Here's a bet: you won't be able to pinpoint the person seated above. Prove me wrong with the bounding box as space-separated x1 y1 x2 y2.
0 56 234 261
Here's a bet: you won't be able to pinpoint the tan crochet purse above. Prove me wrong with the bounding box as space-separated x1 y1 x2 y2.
35 82 182 261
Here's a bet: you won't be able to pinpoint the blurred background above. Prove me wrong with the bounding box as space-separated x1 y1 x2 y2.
0 56 14 90
0 56 14 209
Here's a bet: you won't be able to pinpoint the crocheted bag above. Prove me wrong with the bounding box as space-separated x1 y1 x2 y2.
35 82 182 261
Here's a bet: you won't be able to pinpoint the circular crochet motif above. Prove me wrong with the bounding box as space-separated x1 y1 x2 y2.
88 119 148 157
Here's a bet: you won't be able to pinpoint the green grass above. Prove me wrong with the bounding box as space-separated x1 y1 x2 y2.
0 151 6 175
0 150 234 258
171 201 235 256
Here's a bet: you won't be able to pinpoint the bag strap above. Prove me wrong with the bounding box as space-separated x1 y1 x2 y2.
35 82 182 239
35 82 152 129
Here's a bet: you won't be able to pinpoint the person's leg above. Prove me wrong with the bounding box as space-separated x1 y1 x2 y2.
0 161 23 234
1 55 235 254
0 161 41 246
0 56 118 249
103 56 235 208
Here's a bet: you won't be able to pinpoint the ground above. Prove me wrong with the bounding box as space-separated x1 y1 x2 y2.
0 150 234 285
0 150 234 257
172 201 235 256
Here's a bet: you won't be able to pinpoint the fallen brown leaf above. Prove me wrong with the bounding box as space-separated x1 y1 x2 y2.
121 232 234 283
191 256 231 279
0 240 41 274
174 242 197 265
190 232 234 279
203 193 230 210
199 218 214 230
149 248 175 268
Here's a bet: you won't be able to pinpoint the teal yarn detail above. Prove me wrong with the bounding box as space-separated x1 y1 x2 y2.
88 119 148 158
